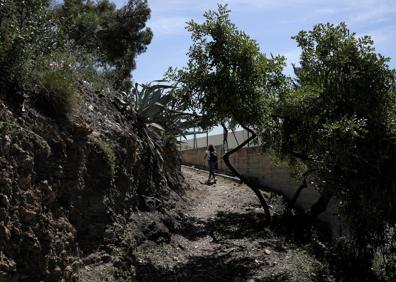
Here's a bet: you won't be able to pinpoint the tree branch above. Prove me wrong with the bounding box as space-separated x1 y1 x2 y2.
288 169 317 209
290 150 313 162
222 124 272 225
220 121 229 152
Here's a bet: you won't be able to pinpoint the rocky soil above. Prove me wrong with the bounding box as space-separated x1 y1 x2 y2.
1 81 333 281
0 81 184 282
95 167 332 282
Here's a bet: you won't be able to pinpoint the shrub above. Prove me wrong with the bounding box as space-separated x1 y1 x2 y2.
265 22 396 281
372 225 396 282
0 0 56 104
98 141 117 177
36 67 80 119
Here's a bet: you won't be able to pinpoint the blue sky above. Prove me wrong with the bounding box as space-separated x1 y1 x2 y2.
112 0 396 83
113 0 396 137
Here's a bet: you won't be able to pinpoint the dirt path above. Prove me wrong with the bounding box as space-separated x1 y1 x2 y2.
133 167 329 282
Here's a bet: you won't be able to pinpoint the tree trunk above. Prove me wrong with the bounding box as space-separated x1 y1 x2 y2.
288 178 307 210
310 190 333 218
221 124 271 225
221 121 229 152
287 169 316 210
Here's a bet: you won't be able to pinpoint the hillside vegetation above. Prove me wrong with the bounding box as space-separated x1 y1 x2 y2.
0 1 395 281
0 1 185 281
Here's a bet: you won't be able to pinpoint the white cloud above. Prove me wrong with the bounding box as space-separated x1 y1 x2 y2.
149 16 189 35
132 0 396 83
148 0 396 29
149 0 313 13
364 25 396 49
344 0 396 24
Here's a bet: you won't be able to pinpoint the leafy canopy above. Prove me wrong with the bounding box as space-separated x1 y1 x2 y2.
56 0 153 91
168 4 286 130
0 0 153 116
0 0 55 99
270 22 396 245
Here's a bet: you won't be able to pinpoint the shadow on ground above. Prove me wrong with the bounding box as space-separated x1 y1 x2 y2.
133 210 305 281
135 254 299 281
177 211 271 240
135 254 261 282
177 210 325 244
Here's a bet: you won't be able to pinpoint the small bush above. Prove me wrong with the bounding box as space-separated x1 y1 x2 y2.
97 140 117 177
0 1 57 106
327 237 376 282
37 67 80 119
372 225 396 282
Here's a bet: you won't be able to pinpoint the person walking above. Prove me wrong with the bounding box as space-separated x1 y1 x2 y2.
204 144 217 184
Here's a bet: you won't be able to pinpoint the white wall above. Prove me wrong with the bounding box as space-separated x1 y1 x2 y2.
181 145 347 238
182 130 260 150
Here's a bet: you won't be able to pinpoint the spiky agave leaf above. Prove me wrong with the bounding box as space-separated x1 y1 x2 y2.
139 102 167 120
148 122 165 132
131 80 202 145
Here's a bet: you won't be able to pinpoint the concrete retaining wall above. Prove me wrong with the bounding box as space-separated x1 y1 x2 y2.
181 146 346 236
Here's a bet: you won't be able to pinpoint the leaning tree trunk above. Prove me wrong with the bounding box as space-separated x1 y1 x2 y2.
221 121 229 152
310 190 333 218
221 124 272 225
288 178 307 211
287 169 316 210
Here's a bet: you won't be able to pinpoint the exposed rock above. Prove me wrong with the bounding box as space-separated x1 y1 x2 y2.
0 256 16 273
101 253 112 263
0 223 11 241
0 81 185 281
39 180 56 205
19 207 38 223
143 221 171 243
0 194 9 207
82 253 101 265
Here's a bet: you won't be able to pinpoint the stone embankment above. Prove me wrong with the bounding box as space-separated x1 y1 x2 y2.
0 81 184 281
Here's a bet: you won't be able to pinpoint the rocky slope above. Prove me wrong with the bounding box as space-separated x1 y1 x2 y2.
0 81 185 281
130 167 333 282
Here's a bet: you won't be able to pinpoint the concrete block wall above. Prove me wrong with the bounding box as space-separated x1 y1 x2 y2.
181 145 321 211
180 145 346 236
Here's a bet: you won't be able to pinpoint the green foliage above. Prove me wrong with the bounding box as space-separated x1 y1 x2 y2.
132 81 174 123
97 140 117 177
129 81 195 146
265 22 396 279
373 225 396 282
166 5 285 224
31 44 120 120
0 0 153 113
0 0 55 101
37 62 80 119
56 0 153 91
168 4 287 131
326 236 376 281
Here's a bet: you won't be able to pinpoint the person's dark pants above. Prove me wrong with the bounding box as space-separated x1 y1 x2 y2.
208 160 216 179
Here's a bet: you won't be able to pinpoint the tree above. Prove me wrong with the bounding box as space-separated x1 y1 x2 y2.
0 0 55 104
0 0 153 114
265 22 396 279
56 0 153 91
169 5 287 223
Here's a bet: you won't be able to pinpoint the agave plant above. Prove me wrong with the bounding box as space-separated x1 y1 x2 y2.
131 81 173 127
129 80 201 148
